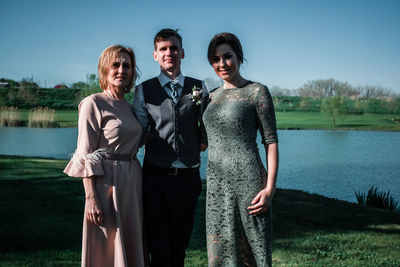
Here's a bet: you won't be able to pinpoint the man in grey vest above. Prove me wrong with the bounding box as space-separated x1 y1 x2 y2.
133 28 208 267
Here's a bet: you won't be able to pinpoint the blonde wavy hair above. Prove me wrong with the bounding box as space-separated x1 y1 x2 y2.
98 45 138 92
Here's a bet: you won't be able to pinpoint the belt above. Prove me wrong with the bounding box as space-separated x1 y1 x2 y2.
144 162 198 176
107 153 137 161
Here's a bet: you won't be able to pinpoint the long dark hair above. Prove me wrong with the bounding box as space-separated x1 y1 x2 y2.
207 32 243 65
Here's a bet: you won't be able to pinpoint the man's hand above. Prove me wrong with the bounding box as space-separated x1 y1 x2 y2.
200 143 208 151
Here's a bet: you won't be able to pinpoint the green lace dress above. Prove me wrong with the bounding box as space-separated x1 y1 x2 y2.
203 81 278 267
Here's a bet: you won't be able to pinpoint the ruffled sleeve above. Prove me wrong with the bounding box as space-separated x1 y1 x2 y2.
255 84 278 144
63 96 106 178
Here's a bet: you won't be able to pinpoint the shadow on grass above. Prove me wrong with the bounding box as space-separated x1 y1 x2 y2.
0 155 84 253
272 189 400 236
189 183 400 251
0 177 83 253
1 155 399 260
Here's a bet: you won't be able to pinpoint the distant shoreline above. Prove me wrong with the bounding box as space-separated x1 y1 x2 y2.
2 109 399 131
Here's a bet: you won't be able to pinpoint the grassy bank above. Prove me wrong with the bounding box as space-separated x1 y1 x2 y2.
276 112 400 131
0 155 399 266
1 109 399 131
51 110 400 131
54 110 78 127
0 109 77 128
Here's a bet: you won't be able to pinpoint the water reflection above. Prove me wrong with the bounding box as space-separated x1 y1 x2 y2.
1 127 399 203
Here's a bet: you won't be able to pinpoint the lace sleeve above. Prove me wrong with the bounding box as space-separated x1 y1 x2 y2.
254 85 278 144
63 96 105 178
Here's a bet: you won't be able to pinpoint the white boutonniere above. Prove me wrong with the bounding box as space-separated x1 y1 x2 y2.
189 86 203 105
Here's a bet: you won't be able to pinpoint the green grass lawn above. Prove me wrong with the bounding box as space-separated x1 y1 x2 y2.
54 110 78 127
0 155 399 266
276 112 400 131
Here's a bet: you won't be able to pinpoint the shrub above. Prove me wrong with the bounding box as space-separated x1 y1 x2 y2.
355 186 399 213
321 96 348 127
0 87 81 110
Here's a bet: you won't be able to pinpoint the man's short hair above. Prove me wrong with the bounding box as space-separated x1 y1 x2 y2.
154 28 183 50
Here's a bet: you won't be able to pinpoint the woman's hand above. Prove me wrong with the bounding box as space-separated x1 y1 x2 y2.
82 177 103 225
85 195 103 225
248 142 279 216
247 188 275 216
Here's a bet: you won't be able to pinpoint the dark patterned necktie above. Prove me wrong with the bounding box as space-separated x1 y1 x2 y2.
168 81 179 103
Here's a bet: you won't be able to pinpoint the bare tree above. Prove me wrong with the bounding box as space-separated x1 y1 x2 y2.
269 86 292 96
360 85 393 98
20 76 39 89
299 78 359 99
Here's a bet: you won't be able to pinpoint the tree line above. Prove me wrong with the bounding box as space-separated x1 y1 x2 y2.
0 74 104 109
2 76 398 98
0 74 100 90
1 77 399 118
270 78 399 99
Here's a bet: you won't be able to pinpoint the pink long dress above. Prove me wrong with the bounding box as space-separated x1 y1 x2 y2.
64 93 144 267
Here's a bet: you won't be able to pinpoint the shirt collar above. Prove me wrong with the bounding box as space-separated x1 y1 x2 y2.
158 72 185 88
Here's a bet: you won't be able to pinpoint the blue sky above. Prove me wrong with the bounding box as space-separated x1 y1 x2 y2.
0 0 399 92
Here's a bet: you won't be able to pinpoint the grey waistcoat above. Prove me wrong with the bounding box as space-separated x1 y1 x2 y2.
142 76 202 168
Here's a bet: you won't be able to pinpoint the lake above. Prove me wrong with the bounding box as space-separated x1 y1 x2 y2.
0 126 399 203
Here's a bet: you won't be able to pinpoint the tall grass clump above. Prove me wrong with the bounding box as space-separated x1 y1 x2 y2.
0 106 26 126
28 107 58 128
355 186 399 213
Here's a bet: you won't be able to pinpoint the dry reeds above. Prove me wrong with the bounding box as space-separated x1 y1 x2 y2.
28 107 58 128
0 106 26 127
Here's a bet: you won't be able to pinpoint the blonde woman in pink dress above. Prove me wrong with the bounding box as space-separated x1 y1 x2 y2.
64 45 145 267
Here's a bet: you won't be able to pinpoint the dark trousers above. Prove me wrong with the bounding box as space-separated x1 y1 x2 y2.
143 163 202 267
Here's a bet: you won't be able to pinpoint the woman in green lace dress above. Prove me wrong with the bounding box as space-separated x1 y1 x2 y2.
203 33 279 266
